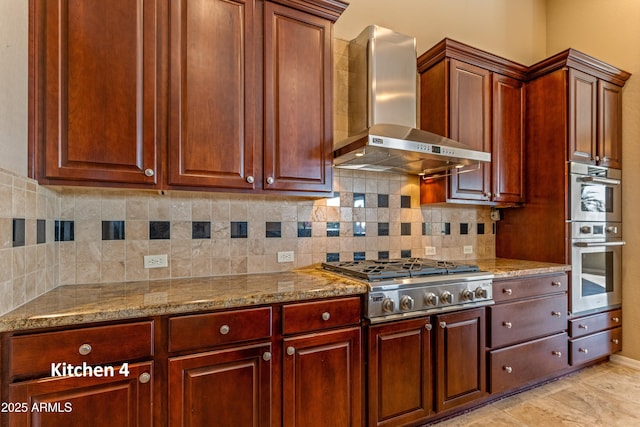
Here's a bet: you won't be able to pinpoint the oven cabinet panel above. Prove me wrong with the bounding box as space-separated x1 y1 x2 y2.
488 294 567 348
435 308 487 412
368 318 433 427
570 327 622 366
168 343 272 427
282 327 362 427
492 274 567 304
489 333 568 394
569 308 622 339
8 361 153 427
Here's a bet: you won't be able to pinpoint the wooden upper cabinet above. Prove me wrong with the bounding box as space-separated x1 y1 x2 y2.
568 68 598 165
168 0 256 190
598 80 623 169
263 2 334 193
418 39 527 206
31 0 159 186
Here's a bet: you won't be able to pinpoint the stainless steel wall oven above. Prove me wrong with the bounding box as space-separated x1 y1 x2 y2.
569 162 624 315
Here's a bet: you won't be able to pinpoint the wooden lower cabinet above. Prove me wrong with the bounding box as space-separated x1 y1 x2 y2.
368 318 433 427
8 361 153 427
168 343 272 426
489 333 568 394
435 308 487 412
282 326 362 427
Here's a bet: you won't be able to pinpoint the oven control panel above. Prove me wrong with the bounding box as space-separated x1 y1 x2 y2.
572 221 622 239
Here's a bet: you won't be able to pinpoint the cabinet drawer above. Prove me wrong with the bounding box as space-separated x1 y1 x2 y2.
282 297 361 335
490 333 568 394
493 274 567 303
570 327 622 365
489 294 567 348
9 321 153 378
569 309 622 338
169 307 272 352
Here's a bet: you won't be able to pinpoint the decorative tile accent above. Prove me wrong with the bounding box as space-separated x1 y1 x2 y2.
354 222 366 237
266 222 281 238
327 192 340 207
12 218 25 247
326 253 340 262
422 222 431 236
55 220 75 242
401 249 412 258
37 219 46 244
401 195 411 208
327 222 340 237
377 194 389 208
378 251 389 260
150 221 171 240
297 222 312 238
230 221 248 239
192 221 211 239
102 221 125 240
460 223 469 235
443 223 451 235
378 222 389 237
477 223 485 235
401 223 412 236
353 251 366 261
353 193 365 207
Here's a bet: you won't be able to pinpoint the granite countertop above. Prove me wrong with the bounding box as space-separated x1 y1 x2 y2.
0 258 569 332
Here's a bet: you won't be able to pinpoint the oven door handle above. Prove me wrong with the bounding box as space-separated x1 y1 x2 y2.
574 241 626 248
578 176 621 185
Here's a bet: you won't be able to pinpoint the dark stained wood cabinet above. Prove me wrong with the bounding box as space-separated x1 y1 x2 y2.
569 308 622 366
418 38 526 206
29 0 160 186
487 274 569 394
368 317 433 427
30 0 346 195
435 308 486 412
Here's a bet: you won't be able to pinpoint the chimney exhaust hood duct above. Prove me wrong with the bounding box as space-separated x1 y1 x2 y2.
333 25 490 175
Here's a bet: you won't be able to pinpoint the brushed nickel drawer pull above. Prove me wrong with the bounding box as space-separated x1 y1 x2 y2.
321 312 331 321
263 352 272 361
425 324 432 330
612 317 620 323
219 325 230 335
579 348 589 354
551 281 562 287
552 351 562 357
139 372 151 384
503 321 512 329
551 311 562 317
578 324 588 330
503 366 513 374
612 338 620 345
78 344 92 355
503 288 513 296
286 346 295 356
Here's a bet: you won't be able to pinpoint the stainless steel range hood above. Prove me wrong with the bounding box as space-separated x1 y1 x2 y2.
333 25 490 175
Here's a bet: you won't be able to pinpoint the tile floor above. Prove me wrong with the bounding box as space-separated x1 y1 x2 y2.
432 358 640 426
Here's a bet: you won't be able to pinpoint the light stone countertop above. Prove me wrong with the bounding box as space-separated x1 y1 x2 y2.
0 258 569 332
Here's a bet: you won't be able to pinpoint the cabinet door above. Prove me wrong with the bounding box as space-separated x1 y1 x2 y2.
283 327 362 427
263 2 333 193
568 69 598 164
598 80 623 169
8 361 153 427
168 343 272 427
368 318 432 427
448 60 492 201
435 308 486 412
492 74 525 204
33 0 158 185
168 0 257 189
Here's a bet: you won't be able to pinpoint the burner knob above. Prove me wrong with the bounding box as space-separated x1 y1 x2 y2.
424 293 438 306
381 298 394 313
399 296 415 311
475 287 488 299
440 291 453 304
461 289 475 301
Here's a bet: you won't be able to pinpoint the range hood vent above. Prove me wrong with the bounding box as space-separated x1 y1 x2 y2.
333 25 490 175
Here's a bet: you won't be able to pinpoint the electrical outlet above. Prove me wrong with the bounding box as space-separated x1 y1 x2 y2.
277 251 295 263
144 254 168 268
463 245 473 254
424 246 436 256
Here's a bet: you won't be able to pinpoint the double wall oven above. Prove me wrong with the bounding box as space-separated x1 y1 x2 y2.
569 162 624 314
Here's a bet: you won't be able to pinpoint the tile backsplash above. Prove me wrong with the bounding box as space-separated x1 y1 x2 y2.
0 38 494 315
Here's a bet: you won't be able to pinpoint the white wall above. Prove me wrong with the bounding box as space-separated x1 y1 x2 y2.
0 0 28 177
546 0 640 361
